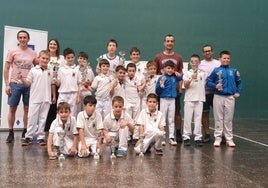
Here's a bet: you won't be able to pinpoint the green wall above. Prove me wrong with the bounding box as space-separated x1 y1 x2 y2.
0 0 267 118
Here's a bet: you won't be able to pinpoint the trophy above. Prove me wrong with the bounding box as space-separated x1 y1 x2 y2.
15 61 23 84
119 51 126 65
57 128 66 161
160 76 166 88
52 61 60 84
217 71 223 90
110 132 118 159
139 134 145 157
94 130 102 160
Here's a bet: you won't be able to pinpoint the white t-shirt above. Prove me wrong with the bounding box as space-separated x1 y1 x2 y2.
103 110 134 132
91 73 114 100
26 65 53 103
137 108 165 134
76 65 95 96
183 69 207 102
124 76 142 105
111 79 126 100
98 53 120 75
58 64 79 93
49 116 78 139
76 111 103 139
145 75 160 96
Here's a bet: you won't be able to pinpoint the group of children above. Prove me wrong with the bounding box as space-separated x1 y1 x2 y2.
18 38 242 159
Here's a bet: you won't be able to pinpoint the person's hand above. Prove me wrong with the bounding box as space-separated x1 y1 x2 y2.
158 125 165 131
216 83 223 91
174 71 181 77
105 135 111 144
69 146 76 156
191 73 198 80
233 93 240 98
48 151 57 158
119 120 128 129
5 85 11 96
79 144 88 156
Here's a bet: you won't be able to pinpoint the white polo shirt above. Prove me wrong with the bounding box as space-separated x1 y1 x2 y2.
112 79 126 100
58 64 79 93
124 76 142 104
26 65 53 104
76 111 103 139
99 53 120 74
91 73 114 100
137 108 165 133
103 110 134 132
145 75 160 95
183 69 207 102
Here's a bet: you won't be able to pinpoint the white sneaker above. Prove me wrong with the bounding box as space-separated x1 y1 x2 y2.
214 139 221 147
169 138 177 146
226 140 236 147
161 141 166 146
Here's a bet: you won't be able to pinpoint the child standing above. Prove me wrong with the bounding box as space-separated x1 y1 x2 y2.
182 54 207 147
76 96 104 157
47 102 78 159
21 50 56 146
134 93 165 155
96 39 120 76
110 65 126 100
207 50 242 147
103 96 134 157
156 60 183 146
56 48 79 117
76 52 95 113
90 59 114 119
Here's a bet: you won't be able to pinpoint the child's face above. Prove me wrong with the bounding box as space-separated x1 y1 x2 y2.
107 42 117 55
78 56 88 67
130 51 140 64
127 67 136 79
39 53 50 69
164 66 175 75
48 40 58 53
58 109 71 123
65 53 75 66
146 98 158 112
219 54 231 66
84 103 96 116
112 101 124 117
100 64 110 74
189 57 200 70
116 69 126 81
148 65 157 76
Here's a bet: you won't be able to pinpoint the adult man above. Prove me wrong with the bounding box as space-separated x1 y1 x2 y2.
154 34 183 144
4 30 38 143
199 44 220 143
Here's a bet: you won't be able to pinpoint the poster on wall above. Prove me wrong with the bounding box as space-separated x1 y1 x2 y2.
1 25 48 130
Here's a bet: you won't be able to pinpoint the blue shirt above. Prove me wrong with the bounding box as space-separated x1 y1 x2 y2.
156 73 182 98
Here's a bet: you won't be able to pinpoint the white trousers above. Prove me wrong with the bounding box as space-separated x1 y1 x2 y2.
58 92 78 117
213 95 235 141
96 98 111 119
134 129 165 154
25 102 50 140
125 103 140 139
160 98 175 139
183 101 203 141
53 134 77 155
107 126 129 151
78 138 97 157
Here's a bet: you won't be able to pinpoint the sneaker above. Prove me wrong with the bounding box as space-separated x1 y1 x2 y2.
117 149 127 157
21 128 27 139
6 131 14 143
21 138 32 146
221 135 226 145
176 129 182 142
203 134 211 143
155 149 163 155
214 139 221 147
226 140 236 147
195 140 203 147
132 139 138 146
37 139 46 146
169 138 177 146
161 141 166 146
184 139 191 146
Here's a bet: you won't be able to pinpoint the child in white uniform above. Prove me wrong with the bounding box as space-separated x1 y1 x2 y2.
103 96 134 157
76 96 104 157
21 50 56 146
110 65 126 100
47 102 79 159
56 48 79 117
182 54 207 147
134 93 165 155
76 52 95 113
90 59 114 119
